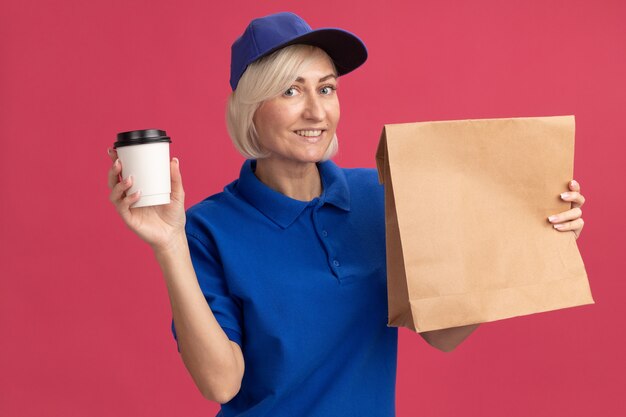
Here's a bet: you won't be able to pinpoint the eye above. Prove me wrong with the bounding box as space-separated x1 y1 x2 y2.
320 85 336 95
284 87 298 97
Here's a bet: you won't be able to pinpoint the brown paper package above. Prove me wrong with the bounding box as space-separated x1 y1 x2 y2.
376 115 593 332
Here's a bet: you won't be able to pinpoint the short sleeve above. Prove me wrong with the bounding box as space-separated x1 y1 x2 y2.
171 230 243 352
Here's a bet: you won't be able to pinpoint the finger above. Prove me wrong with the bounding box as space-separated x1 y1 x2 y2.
118 188 142 220
553 217 584 232
569 179 580 192
109 174 133 205
107 158 122 189
107 147 118 162
170 157 185 202
547 207 582 224
560 191 585 209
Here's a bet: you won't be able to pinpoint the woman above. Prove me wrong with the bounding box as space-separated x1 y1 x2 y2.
106 12 586 416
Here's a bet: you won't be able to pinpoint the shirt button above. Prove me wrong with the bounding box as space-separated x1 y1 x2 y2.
322 230 328 237
333 260 340 267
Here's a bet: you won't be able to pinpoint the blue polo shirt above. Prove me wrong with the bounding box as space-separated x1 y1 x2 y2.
172 159 398 416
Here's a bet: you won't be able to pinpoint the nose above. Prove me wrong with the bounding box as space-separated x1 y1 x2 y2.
302 93 325 121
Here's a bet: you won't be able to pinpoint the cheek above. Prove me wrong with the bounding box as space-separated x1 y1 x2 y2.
328 100 340 124
254 108 279 137
260 104 296 129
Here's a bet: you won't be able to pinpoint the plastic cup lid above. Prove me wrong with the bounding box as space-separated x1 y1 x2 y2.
114 129 172 148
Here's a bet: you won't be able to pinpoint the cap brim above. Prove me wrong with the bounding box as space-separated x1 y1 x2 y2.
253 28 368 77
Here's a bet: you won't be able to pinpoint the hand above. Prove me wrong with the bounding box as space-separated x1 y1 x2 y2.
547 179 585 239
107 147 187 252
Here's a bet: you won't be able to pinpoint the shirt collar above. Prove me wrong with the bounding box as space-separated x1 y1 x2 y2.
236 159 351 229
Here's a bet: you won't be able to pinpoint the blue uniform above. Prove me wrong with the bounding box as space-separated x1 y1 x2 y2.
172 159 398 416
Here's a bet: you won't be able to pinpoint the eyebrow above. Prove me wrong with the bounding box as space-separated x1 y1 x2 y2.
294 74 337 83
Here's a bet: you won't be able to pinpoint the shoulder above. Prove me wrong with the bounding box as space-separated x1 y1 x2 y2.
341 166 380 183
339 166 385 221
341 166 384 196
185 180 241 241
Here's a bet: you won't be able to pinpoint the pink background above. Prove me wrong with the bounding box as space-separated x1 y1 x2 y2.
2 0 624 416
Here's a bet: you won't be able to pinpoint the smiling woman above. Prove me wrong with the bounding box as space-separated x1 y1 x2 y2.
158 13 407 414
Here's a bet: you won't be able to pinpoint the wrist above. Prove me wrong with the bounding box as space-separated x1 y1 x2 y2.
152 232 189 260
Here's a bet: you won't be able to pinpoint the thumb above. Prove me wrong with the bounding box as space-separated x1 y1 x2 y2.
170 157 185 200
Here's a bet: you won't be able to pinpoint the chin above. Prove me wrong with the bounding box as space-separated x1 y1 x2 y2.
301 150 329 163
269 143 332 165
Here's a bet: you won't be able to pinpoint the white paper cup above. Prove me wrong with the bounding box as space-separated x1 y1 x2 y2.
114 129 172 208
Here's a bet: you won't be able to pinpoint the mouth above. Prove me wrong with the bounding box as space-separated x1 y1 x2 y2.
293 129 326 143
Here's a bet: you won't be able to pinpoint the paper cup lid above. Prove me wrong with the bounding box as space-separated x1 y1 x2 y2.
114 129 172 148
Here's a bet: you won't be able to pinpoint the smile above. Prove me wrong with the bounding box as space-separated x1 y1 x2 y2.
295 129 324 137
294 130 325 143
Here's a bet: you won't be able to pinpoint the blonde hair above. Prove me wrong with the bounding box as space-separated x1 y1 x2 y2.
226 44 339 160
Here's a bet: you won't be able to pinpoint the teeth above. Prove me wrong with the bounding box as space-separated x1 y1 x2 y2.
295 130 323 137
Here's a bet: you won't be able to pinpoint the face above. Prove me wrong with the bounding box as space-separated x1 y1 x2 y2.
252 55 340 166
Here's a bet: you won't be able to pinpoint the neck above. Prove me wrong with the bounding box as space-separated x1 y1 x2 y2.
254 158 323 201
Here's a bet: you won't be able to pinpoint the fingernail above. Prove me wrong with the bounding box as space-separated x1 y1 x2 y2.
124 175 132 184
570 180 578 187
561 192 570 199
114 158 120 167
554 223 565 229
548 215 558 222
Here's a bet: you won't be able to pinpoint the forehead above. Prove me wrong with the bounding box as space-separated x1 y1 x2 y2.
294 54 337 82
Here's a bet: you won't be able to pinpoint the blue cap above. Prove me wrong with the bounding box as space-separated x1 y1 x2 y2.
230 12 368 91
